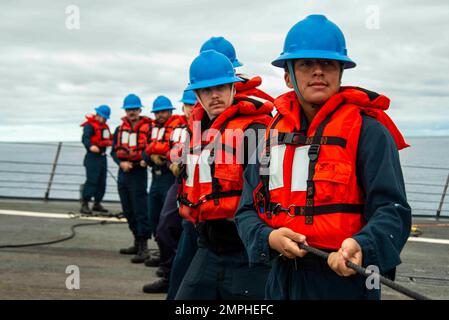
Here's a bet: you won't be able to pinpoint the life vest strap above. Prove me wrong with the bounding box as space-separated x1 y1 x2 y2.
266 202 364 217
178 190 242 209
276 133 347 148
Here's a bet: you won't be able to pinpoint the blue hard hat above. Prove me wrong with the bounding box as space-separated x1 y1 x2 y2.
186 50 243 91
200 36 243 68
95 105 111 119
179 90 197 105
122 93 144 109
152 95 175 113
272 14 356 69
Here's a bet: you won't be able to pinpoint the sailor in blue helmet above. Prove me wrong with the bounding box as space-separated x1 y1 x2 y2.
80 105 112 214
200 36 274 102
174 50 273 300
111 94 152 263
142 89 196 294
164 89 201 298
141 96 184 268
200 36 243 68
164 38 275 300
235 14 411 300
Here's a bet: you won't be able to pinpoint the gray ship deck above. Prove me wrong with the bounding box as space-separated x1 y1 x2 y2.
0 198 448 300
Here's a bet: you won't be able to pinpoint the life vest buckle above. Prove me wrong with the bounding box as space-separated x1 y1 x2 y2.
308 144 320 161
198 194 208 204
286 204 296 217
272 203 296 217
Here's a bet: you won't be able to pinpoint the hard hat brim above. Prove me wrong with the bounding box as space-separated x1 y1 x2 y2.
151 106 176 113
272 50 356 69
232 59 243 68
186 76 243 91
122 105 143 110
179 99 197 105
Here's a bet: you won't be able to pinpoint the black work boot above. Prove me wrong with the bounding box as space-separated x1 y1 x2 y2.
144 255 160 267
155 267 166 278
131 238 149 263
119 238 138 255
142 277 169 294
92 202 109 213
80 200 92 215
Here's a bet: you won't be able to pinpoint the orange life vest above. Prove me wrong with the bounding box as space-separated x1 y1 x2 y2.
234 75 275 103
145 115 187 157
254 87 408 250
166 115 189 163
178 97 273 224
80 115 112 148
115 116 152 162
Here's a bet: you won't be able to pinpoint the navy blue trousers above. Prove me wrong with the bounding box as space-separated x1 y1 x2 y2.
175 245 271 300
117 166 151 239
156 181 183 277
82 152 107 202
148 172 175 238
166 219 198 300
265 255 381 300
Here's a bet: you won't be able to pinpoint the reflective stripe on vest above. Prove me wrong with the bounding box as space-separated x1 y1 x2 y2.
151 127 166 141
171 127 188 143
269 144 311 191
102 129 110 140
185 148 212 187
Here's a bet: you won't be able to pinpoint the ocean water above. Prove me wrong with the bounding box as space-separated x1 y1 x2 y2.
0 142 124 202
0 137 448 217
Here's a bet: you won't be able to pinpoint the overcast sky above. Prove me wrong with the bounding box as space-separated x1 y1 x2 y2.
1 0 448 141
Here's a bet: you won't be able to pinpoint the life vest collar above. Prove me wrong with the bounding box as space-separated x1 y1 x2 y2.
81 114 104 127
234 75 262 92
120 116 152 129
273 87 409 149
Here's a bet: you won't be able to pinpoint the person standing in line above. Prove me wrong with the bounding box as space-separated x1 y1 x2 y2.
142 90 196 294
80 105 112 215
111 94 152 263
175 50 273 300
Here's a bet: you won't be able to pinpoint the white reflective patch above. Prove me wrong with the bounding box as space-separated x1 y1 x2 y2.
129 133 137 147
151 127 159 140
269 144 286 190
171 128 182 142
157 128 166 140
121 131 129 144
180 129 188 143
198 149 212 183
185 154 198 187
291 145 310 192
102 129 110 139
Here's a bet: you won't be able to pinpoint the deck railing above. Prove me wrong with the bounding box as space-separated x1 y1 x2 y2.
0 141 448 219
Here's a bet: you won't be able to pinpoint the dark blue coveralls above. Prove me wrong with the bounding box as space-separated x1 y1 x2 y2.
153 179 183 278
235 113 412 300
141 153 175 239
111 127 151 240
166 218 198 300
174 119 271 300
81 123 107 203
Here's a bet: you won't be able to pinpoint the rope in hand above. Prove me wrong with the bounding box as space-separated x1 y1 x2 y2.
298 243 431 300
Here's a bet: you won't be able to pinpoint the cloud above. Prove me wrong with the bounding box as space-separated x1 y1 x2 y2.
0 0 448 141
